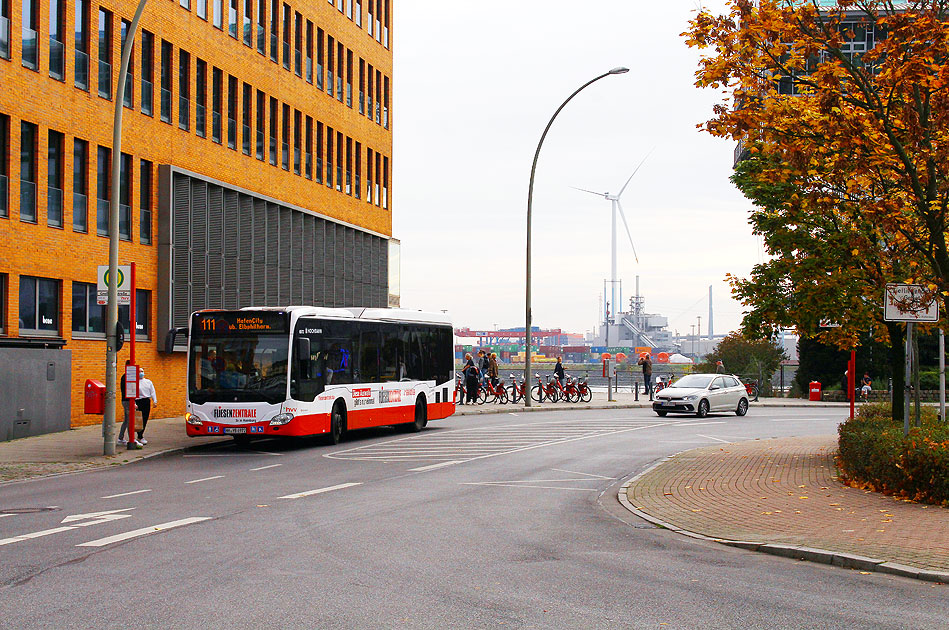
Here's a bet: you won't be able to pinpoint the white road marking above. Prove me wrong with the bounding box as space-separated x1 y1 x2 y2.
185 475 225 484
0 514 13 519
62 508 135 523
460 482 599 492
551 468 613 480
101 489 152 499
76 517 212 547
676 421 727 426
0 511 134 546
279 482 362 499
250 464 282 471
409 461 463 472
696 434 732 444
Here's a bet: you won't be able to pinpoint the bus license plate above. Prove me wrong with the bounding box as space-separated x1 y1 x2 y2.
224 427 247 434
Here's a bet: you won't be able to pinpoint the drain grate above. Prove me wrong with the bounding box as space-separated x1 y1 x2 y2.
0 507 60 514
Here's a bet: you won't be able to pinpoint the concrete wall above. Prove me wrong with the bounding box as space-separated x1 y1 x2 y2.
0 348 72 441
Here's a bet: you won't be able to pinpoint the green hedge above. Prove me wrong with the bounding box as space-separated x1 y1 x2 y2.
837 403 949 506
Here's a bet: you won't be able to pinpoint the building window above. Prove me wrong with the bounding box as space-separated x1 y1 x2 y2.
346 49 353 108
336 41 343 101
140 159 152 244
119 19 134 108
47 130 64 227
227 75 237 149
354 141 360 199
127 289 150 339
326 35 333 95
366 0 372 37
383 75 389 129
293 109 301 175
366 63 373 120
365 147 372 203
0 274 6 334
358 58 365 114
269 0 278 61
269 96 277 165
335 131 342 191
119 152 131 240
97 8 112 98
355 0 361 28
73 0 89 88
96 145 109 235
305 20 313 83
255 89 264 160
195 58 207 137
0 0 11 60
304 115 312 179
180 0 189 8
242 82 252 155
382 155 388 209
256 0 265 54
197 0 206 20
212 67 222 143
315 28 323 90
141 30 154 115
374 150 380 205
242 0 252 46
293 11 301 76
281 3 290 70
375 69 381 123
22 0 39 70
160 39 173 122
315 121 322 184
213 0 222 29
71 281 103 333
345 136 352 195
20 276 59 335
49 0 65 79
72 138 88 232
325 126 333 188
228 0 238 38
281 103 290 171
19 121 37 223
178 49 190 130
382 0 388 47
0 114 8 218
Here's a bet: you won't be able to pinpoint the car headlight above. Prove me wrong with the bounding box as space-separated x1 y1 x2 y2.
185 412 203 426
269 412 294 426
684 395 698 401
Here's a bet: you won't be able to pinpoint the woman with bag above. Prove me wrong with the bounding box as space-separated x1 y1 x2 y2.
462 353 480 404
135 368 159 445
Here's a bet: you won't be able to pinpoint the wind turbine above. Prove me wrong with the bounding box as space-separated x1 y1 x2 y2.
572 151 650 327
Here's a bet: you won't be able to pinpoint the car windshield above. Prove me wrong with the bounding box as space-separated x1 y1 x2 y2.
671 375 714 389
189 333 289 404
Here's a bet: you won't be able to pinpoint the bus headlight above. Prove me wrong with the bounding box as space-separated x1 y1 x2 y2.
269 413 294 426
185 412 203 426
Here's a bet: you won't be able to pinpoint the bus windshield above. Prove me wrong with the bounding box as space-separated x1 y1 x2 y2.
189 333 289 404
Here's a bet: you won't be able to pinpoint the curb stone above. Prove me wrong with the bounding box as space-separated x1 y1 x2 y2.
617 462 949 584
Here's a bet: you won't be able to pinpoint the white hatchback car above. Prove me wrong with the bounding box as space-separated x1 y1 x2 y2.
652 373 749 417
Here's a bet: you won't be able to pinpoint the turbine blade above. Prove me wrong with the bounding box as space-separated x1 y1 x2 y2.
617 147 655 199
570 186 608 198
616 199 639 263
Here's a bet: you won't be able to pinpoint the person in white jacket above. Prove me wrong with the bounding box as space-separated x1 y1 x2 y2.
135 368 158 445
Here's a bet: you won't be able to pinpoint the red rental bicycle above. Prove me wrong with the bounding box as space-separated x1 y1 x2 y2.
530 374 559 402
481 378 509 404
575 374 592 403
508 373 526 404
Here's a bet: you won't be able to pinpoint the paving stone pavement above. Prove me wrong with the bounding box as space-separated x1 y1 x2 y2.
623 435 949 581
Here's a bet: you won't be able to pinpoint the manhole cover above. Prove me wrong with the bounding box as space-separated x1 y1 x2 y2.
0 507 60 514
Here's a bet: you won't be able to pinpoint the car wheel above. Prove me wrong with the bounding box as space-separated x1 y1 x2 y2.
696 399 709 418
736 398 748 416
655 410 667 417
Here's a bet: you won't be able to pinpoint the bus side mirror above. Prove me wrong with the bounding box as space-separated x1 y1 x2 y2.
296 337 311 378
164 327 188 354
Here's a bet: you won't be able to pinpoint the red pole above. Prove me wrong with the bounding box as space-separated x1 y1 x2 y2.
849 350 856 420
129 263 137 443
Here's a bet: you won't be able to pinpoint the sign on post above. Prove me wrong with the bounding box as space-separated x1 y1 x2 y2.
97 265 132 306
884 283 939 322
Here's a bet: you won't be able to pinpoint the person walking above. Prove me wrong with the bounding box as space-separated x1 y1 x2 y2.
638 353 653 397
861 373 872 401
488 352 500 388
463 353 480 404
134 367 158 445
117 360 143 449
553 357 565 388
477 350 489 384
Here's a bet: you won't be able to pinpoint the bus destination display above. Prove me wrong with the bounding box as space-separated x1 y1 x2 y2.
193 311 288 334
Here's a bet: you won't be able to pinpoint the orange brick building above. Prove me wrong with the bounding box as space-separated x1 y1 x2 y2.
0 0 393 434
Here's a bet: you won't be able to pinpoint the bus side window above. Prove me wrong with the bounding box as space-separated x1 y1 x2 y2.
357 325 381 383
291 325 323 402
380 323 400 382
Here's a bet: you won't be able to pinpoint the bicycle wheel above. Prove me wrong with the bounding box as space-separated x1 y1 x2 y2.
496 389 509 404
580 388 592 403
751 385 759 401
530 385 543 402
508 385 521 403
567 390 580 403
479 387 494 405
546 388 560 403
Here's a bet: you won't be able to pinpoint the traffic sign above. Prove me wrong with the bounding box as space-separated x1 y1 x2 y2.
97 265 131 305
884 283 939 322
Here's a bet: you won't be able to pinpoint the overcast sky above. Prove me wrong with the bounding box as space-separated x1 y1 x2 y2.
391 0 760 339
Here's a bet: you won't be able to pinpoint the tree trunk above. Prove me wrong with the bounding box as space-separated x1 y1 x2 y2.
886 321 905 423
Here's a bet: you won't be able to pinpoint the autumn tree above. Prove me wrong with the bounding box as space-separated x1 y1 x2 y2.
685 0 949 413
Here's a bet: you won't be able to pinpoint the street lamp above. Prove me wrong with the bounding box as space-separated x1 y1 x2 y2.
524 67 628 407
103 0 149 455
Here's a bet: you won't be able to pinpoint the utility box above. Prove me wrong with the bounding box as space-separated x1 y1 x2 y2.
85 379 105 414
809 381 822 401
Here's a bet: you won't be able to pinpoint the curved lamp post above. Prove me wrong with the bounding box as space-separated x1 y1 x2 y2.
524 67 628 407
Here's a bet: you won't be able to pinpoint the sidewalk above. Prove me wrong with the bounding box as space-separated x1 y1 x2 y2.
620 435 949 583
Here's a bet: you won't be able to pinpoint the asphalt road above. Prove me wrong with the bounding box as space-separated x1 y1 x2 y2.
0 407 946 629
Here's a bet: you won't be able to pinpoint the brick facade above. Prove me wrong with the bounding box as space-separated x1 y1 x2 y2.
0 0 393 428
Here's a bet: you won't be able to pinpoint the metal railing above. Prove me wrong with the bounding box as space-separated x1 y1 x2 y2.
0 174 6 217
228 117 237 149
141 79 153 115
119 203 131 240
179 96 190 129
98 59 112 98
196 103 206 136
212 111 222 143
47 186 63 227
160 87 172 122
316 63 323 90
20 180 36 222
74 49 89 88
22 26 38 69
123 73 133 108
282 141 289 170
96 198 108 234
294 146 301 174
0 16 10 60
242 123 251 154
256 129 264 160
72 192 87 232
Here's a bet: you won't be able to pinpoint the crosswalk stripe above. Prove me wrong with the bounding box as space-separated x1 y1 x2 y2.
77 517 212 547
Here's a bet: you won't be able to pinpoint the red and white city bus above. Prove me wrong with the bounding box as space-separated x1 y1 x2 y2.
175 307 455 443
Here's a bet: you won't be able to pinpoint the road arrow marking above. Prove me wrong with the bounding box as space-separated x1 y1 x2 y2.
77 517 211 547
62 508 135 523
0 510 134 547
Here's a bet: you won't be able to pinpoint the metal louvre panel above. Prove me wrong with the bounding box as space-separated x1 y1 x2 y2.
207 185 224 309
314 218 325 305
223 190 240 309
279 206 292 304
237 194 254 307
360 232 371 306
266 203 280 305
376 237 388 307
290 212 303 304
324 223 336 306
253 261 267 305
344 227 355 305
172 174 192 328
191 180 208 253
302 214 314 303
253 198 267 301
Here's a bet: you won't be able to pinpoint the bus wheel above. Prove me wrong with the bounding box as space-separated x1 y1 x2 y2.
327 403 346 445
408 396 427 432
